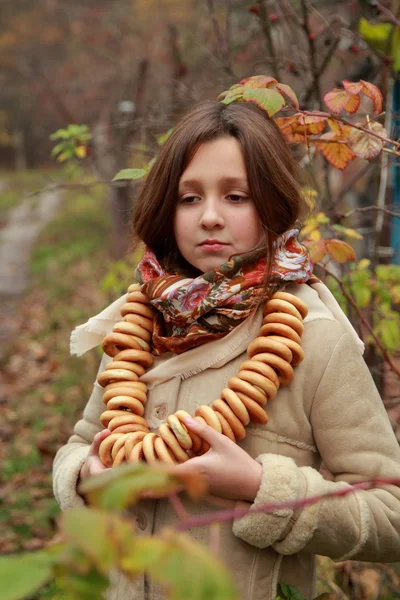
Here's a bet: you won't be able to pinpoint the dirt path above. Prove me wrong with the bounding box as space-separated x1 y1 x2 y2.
0 187 63 347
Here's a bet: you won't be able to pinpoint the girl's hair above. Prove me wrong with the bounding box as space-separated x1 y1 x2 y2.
133 100 309 277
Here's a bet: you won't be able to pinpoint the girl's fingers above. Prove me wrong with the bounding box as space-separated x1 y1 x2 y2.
184 417 227 450
89 429 111 457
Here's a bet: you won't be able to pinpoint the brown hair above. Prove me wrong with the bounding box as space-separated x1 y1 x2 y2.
133 100 308 276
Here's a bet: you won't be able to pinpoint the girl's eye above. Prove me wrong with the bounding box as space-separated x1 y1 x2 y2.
180 196 199 204
227 195 248 202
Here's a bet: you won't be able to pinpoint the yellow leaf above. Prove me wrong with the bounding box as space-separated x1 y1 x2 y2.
358 258 371 270
316 212 330 224
301 217 318 238
316 133 355 170
301 187 318 210
75 145 87 159
309 229 321 241
343 227 363 240
326 239 356 263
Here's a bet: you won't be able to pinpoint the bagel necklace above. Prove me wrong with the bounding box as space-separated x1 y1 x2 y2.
97 283 308 468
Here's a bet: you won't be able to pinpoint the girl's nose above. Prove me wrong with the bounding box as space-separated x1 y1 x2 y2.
199 198 224 229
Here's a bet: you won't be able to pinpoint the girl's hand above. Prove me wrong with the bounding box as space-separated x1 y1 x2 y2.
79 429 111 484
172 417 262 502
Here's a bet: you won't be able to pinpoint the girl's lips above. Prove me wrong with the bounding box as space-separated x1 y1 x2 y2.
200 242 230 251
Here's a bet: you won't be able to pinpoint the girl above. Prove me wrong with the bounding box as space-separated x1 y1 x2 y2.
53 100 400 600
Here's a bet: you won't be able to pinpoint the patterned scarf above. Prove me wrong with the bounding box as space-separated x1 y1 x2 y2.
136 229 312 355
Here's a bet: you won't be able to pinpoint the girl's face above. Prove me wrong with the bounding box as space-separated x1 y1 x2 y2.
174 137 263 273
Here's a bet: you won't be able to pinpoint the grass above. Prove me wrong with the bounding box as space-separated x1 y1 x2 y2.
0 171 114 566
0 167 66 223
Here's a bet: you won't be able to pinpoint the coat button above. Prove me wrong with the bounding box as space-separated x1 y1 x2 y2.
138 512 147 530
155 403 168 420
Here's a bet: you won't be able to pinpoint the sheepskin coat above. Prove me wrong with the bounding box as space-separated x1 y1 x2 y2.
53 282 400 600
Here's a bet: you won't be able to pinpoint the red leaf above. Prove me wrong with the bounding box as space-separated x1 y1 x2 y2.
324 89 351 115
342 80 363 95
360 80 383 114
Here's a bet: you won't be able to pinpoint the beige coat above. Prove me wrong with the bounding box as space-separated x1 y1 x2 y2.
53 282 400 600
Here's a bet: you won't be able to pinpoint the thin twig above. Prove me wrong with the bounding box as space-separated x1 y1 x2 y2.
320 265 400 377
175 477 400 532
301 0 322 108
295 108 400 149
341 206 400 220
206 0 234 76
371 0 400 27
257 0 280 80
169 492 190 520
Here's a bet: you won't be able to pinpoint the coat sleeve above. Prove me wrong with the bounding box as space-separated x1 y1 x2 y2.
52 353 111 510
232 330 400 562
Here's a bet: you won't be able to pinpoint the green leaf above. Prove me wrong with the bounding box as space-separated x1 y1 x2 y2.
376 264 400 283
61 508 135 573
157 128 174 146
220 92 244 106
374 315 400 353
79 463 180 510
112 168 147 182
135 529 238 600
351 283 371 308
279 582 307 600
242 88 285 117
0 552 53 600
331 224 363 240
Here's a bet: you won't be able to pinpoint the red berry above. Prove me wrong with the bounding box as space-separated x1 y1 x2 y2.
249 6 260 14
308 33 316 41
349 44 359 53
269 13 279 22
383 56 393 64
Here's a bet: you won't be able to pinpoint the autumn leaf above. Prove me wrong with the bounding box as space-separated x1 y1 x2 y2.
240 75 277 88
343 92 361 113
275 115 305 143
303 239 327 263
309 229 321 241
275 83 299 108
347 122 387 161
242 88 285 117
315 132 355 169
326 239 356 263
324 88 354 114
342 80 364 95
360 80 383 114
275 114 326 143
296 114 327 136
